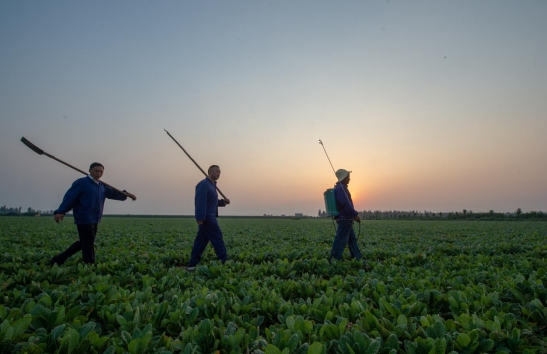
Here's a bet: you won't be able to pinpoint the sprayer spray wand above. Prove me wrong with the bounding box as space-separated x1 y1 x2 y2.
319 140 336 174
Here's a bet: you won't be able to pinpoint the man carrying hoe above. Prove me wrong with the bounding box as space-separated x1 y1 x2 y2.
50 162 136 266
330 169 370 269
187 165 230 271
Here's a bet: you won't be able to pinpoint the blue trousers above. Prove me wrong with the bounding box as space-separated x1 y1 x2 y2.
188 219 227 266
330 220 362 260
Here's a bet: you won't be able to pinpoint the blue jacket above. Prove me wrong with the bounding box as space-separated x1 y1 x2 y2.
334 182 358 221
54 176 127 224
195 177 226 221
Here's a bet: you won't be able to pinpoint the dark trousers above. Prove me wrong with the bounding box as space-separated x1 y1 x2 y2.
188 219 227 266
52 224 98 265
330 220 362 260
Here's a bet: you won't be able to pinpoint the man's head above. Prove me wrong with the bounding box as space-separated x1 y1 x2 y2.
335 169 351 184
208 165 221 181
89 162 104 181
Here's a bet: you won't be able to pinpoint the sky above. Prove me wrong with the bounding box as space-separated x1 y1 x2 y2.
1 1 546 216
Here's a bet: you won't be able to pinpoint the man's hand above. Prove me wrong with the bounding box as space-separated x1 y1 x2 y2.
54 213 65 223
224 198 230 205
197 220 204 225
126 192 137 201
354 215 361 223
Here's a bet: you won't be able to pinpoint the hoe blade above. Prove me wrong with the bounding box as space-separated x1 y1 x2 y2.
21 137 44 155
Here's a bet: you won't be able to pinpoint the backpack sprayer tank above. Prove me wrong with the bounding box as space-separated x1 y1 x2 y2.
323 188 338 217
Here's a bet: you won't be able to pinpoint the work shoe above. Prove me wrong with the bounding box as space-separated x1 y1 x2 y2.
186 266 196 272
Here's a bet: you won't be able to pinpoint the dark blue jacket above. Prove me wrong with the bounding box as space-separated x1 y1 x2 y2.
334 182 359 221
195 177 226 221
54 176 127 224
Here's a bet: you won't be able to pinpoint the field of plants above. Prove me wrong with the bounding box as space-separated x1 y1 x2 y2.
1 217 546 353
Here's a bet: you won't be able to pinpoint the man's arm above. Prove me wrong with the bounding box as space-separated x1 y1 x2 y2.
335 186 358 219
195 182 208 222
104 185 129 201
53 179 83 223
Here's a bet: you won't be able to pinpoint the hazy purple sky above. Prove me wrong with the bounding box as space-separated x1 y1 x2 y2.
1 1 546 216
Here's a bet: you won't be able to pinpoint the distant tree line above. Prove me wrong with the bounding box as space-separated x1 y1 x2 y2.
0 205 56 216
3 204 546 220
318 208 547 220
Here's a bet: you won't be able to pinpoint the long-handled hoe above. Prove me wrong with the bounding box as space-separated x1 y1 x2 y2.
164 129 229 200
20 137 136 200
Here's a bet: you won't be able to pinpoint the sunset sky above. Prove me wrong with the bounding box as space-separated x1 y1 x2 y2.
1 1 546 216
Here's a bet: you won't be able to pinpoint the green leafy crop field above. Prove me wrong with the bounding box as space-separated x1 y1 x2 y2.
1 217 546 353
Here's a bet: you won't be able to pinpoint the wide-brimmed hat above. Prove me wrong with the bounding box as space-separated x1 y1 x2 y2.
335 169 351 182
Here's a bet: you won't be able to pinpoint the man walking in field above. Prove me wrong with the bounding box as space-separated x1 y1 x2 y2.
187 165 231 271
330 169 369 269
50 162 136 266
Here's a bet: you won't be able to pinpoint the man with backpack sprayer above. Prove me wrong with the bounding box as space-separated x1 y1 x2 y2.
330 169 370 269
318 140 369 268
